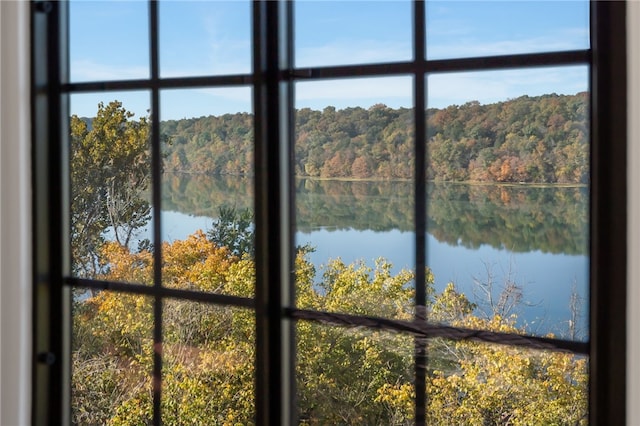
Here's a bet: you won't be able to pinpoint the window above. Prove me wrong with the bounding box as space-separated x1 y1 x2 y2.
31 1 627 424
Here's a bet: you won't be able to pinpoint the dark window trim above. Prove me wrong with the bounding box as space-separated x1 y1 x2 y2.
589 2 627 424
32 1 68 424
31 1 627 424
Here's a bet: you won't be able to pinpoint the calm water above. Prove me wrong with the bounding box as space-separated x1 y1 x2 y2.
159 175 589 340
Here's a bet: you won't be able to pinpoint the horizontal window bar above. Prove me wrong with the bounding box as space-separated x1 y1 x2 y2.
66 275 589 354
287 308 589 355
65 277 255 308
287 50 590 80
38 50 590 96
49 74 254 94
426 49 590 73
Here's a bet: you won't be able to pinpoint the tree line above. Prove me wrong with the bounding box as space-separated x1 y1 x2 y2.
161 92 589 184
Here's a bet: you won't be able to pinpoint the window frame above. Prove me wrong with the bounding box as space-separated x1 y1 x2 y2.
30 1 627 425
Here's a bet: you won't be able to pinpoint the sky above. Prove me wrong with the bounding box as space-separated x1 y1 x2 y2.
69 0 590 121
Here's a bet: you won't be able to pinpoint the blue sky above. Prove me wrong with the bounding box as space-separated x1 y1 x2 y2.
69 0 590 121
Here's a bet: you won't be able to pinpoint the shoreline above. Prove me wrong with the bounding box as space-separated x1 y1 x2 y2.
166 171 588 188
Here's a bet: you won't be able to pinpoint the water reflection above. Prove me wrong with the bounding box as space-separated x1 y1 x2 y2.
160 174 588 339
428 182 588 255
162 174 588 256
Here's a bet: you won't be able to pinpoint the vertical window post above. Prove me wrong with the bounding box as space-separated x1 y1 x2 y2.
31 1 71 424
413 1 428 424
590 2 627 424
253 1 296 424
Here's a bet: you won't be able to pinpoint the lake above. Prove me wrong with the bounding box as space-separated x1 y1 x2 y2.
159 174 589 340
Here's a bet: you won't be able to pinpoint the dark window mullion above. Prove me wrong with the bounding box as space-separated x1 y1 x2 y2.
287 307 589 354
60 73 253 93
32 1 67 423
286 49 589 81
284 0 298 423
253 1 295 424
148 1 163 425
424 50 590 73
413 0 427 424
589 2 627 424
65 277 255 308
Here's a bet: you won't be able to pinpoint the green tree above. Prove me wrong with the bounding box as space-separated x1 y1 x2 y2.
70 101 151 276
207 205 254 257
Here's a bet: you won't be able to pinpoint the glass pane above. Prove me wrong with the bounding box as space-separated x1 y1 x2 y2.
297 322 415 425
159 1 251 77
426 338 588 424
294 77 415 319
69 1 149 82
160 88 254 296
426 67 589 340
295 0 412 68
426 1 589 60
163 300 255 424
72 292 154 424
70 92 153 284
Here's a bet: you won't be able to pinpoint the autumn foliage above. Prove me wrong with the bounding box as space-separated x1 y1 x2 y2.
72 232 587 425
161 93 589 184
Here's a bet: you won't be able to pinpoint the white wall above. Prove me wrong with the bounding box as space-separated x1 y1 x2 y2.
0 1 32 425
0 1 639 424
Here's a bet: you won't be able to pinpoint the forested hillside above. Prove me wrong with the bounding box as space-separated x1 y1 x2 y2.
160 92 589 184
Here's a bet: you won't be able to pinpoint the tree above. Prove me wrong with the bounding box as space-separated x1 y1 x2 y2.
72 234 587 424
426 315 588 425
70 101 151 276
207 205 254 257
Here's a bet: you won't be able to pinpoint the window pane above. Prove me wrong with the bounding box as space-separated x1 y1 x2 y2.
426 338 588 424
162 301 255 424
72 293 154 424
159 1 251 77
69 92 153 284
160 88 254 296
426 67 589 340
295 0 412 68
426 1 590 60
294 77 415 319
69 1 149 82
297 322 415 424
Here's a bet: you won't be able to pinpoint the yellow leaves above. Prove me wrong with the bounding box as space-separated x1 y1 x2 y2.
80 231 588 424
427 298 588 425
98 230 245 295
99 241 153 284
162 346 256 425
195 346 251 377
374 383 414 424
427 338 588 425
226 258 255 298
375 383 414 405
431 282 476 324
87 292 154 361
163 230 237 292
458 313 520 335
318 257 414 319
